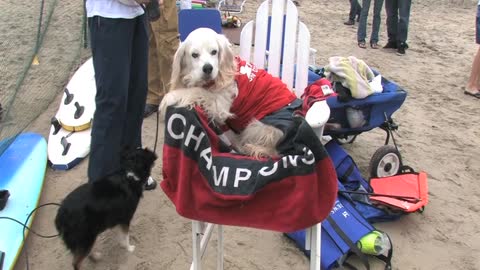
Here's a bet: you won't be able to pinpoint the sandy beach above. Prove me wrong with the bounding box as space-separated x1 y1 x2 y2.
8 0 480 269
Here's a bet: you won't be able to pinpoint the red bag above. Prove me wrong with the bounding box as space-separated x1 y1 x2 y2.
370 170 428 213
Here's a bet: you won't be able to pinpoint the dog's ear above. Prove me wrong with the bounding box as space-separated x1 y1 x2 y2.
170 41 187 90
215 34 236 88
120 146 135 161
142 147 158 165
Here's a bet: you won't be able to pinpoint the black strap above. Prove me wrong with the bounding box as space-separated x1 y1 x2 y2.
0 190 9 211
338 162 355 183
399 165 416 174
326 216 371 270
0 250 4 270
374 230 393 270
338 157 374 192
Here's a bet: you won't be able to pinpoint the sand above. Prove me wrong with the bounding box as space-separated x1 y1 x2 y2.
11 0 480 269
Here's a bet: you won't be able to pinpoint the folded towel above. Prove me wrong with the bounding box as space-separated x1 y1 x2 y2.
325 56 375 99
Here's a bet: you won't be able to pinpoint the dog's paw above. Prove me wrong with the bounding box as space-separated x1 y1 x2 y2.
158 92 177 119
212 111 234 124
159 92 180 120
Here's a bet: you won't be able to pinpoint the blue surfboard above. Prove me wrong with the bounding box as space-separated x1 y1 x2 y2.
0 132 47 270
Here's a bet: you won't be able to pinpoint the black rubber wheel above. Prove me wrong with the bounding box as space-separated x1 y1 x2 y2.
369 145 402 178
333 135 357 145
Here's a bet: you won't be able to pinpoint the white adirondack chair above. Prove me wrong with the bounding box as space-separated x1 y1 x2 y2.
190 1 330 270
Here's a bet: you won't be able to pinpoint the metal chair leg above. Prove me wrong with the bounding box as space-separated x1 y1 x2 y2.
191 221 202 270
217 225 224 270
191 222 222 270
309 223 321 270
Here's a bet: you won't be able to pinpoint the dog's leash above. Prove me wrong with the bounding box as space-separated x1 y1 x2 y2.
153 109 160 153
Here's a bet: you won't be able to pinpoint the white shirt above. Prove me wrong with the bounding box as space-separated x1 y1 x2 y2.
86 0 144 19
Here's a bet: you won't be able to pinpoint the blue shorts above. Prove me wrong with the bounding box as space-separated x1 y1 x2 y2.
476 5 480 44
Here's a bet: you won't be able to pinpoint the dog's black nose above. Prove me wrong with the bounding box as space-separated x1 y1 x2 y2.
203 64 213 75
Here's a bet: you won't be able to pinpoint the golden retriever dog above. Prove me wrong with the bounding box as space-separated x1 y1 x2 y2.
160 27 302 158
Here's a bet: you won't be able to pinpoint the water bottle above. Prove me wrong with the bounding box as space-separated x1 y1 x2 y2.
357 231 391 255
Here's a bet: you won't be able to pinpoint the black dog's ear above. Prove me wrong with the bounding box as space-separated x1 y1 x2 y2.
120 147 134 165
121 146 134 158
142 147 158 165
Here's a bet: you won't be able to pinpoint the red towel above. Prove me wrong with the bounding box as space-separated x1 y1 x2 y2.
227 57 297 132
161 106 338 232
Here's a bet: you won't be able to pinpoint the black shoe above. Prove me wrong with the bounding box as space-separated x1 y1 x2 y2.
396 46 406 56
143 104 159 118
145 176 157 191
383 41 397 49
344 19 355 26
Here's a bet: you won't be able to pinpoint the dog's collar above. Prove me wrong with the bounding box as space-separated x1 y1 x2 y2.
126 171 141 181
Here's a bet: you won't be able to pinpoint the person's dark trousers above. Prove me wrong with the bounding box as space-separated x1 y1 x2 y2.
385 0 412 46
88 15 149 183
348 0 362 21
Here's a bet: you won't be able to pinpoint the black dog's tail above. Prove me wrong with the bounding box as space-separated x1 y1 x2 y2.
54 206 70 241
55 206 89 251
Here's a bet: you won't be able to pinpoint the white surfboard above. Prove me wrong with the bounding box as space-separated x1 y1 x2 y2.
47 120 91 170
57 57 96 131
48 58 96 170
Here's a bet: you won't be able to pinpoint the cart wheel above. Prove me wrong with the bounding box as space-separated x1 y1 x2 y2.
334 135 357 145
369 145 402 178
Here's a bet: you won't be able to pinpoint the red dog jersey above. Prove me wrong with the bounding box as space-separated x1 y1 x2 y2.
227 57 297 132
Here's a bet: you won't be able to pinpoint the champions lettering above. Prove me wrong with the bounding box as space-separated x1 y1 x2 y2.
166 112 317 192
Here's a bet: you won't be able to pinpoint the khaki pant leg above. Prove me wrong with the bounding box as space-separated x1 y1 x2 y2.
146 0 179 105
147 23 162 105
157 31 179 92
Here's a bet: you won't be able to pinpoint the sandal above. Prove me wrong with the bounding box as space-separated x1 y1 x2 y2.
370 42 379 49
464 90 480 99
358 41 367 49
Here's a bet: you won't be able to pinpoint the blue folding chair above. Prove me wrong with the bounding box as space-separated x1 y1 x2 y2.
178 9 223 42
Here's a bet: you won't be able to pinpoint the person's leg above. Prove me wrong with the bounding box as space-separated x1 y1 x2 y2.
357 0 371 46
370 0 384 45
150 0 179 102
345 0 361 24
88 16 136 182
145 0 179 117
157 31 179 94
122 14 149 150
348 0 356 21
466 7 480 95
146 23 162 107
466 47 480 94
397 0 411 46
354 0 362 21
384 0 398 47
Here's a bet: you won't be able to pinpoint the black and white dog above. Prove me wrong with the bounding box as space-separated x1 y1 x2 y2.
55 148 157 270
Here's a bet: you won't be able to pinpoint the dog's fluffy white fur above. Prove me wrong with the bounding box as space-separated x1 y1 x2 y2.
160 28 284 158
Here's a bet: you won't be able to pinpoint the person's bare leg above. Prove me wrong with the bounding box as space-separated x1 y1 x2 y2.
466 46 480 94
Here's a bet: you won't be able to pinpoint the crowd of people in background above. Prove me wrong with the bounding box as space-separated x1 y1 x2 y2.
345 0 479 99
345 0 411 56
